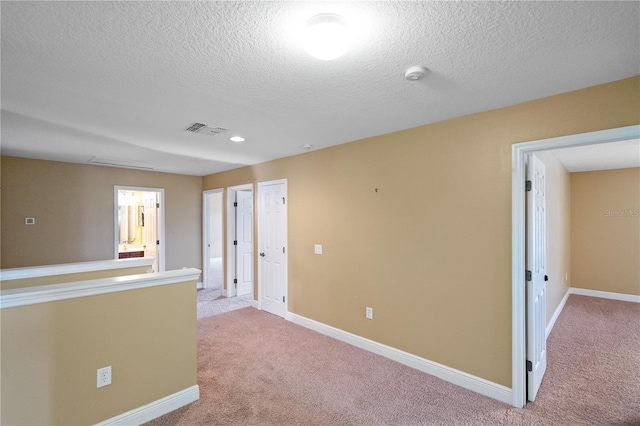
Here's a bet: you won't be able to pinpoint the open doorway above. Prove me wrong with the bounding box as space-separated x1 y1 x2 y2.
226 184 254 299
203 189 224 294
511 124 639 407
114 186 165 272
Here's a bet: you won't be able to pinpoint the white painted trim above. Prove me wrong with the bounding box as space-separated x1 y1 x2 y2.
511 125 640 408
1 268 201 309
251 299 259 309
96 384 199 426
569 287 640 303
0 258 154 281
287 312 512 405
546 290 570 338
545 287 639 338
197 281 204 289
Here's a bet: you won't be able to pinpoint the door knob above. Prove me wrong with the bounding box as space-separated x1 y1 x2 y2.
260 252 265 257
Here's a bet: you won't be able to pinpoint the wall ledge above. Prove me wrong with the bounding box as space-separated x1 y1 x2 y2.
96 385 200 425
0 268 201 309
286 311 512 405
0 258 154 281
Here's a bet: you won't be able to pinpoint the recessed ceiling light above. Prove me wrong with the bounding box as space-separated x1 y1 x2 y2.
230 136 245 143
303 14 350 60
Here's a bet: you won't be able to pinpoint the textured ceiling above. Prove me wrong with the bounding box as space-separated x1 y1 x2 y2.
1 1 639 176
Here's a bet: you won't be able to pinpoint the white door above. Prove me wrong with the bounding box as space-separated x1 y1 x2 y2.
236 190 253 296
526 154 547 401
258 180 287 317
143 192 159 272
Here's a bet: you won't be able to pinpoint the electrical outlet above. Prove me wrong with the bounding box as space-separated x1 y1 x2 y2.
97 366 112 388
366 307 373 320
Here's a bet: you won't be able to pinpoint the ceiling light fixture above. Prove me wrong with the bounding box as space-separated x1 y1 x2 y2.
303 13 350 60
230 136 245 143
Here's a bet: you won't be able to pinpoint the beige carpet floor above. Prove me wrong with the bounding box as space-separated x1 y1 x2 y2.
146 295 639 425
197 287 253 319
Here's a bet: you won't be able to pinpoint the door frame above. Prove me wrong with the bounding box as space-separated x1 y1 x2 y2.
202 188 224 290
226 183 253 298
114 185 165 272
257 178 288 315
511 124 639 407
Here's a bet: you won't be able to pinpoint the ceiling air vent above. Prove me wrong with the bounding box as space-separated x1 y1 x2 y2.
185 122 228 136
89 156 161 171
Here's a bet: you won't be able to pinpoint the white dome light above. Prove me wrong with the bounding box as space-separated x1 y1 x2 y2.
303 14 350 60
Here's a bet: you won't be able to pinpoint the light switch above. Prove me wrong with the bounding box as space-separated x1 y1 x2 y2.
314 244 323 255
25 218 35 225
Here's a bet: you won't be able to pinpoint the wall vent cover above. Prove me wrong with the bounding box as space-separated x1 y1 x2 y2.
185 122 228 136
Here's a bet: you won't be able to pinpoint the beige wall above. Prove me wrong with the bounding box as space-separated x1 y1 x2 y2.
571 167 640 296
203 76 640 387
535 151 572 324
0 157 202 273
1 280 197 425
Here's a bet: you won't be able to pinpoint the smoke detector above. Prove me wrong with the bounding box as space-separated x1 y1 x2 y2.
404 66 428 81
185 122 228 136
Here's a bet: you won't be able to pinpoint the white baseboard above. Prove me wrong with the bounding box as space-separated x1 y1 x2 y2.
546 287 639 338
569 287 640 303
97 385 199 425
286 312 512 405
547 290 570 338
251 299 259 309
196 281 204 289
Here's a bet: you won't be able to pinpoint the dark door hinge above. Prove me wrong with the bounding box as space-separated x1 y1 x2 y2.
283 247 285 254
526 270 532 281
156 240 160 245
234 240 237 246
525 180 532 192
282 296 285 303
156 202 160 208
282 197 285 204
234 202 238 207
526 360 533 372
